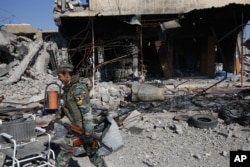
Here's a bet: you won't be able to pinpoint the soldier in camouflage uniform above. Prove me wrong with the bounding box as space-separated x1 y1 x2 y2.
55 63 107 167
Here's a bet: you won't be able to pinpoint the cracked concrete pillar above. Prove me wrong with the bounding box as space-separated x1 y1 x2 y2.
61 0 66 12
132 44 139 77
33 43 50 74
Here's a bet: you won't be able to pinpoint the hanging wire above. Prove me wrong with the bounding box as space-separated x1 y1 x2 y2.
71 20 91 39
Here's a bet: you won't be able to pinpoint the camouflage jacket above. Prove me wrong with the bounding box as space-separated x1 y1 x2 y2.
62 75 93 133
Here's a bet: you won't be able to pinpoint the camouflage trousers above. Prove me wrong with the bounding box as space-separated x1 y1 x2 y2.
55 134 107 167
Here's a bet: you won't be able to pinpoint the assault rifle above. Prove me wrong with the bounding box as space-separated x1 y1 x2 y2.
62 123 113 152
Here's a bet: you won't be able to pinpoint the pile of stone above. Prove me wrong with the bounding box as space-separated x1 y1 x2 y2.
242 54 250 78
0 73 58 109
90 82 131 110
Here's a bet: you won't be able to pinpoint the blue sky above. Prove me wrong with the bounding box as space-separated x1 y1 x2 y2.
0 0 57 30
245 21 250 39
0 0 250 38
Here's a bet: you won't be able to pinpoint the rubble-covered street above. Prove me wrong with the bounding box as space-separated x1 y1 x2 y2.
1 27 250 166
82 113 250 167
1 66 250 166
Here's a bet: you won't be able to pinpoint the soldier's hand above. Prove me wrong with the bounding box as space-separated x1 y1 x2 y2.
82 135 93 146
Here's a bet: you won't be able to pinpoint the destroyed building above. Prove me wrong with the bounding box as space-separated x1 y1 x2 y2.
53 0 250 82
1 0 250 118
0 24 67 83
1 1 250 119
2 2 250 166
0 1 250 108
1 1 250 84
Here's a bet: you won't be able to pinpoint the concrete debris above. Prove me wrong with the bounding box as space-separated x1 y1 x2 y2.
131 82 165 102
221 151 228 156
243 55 250 78
0 73 58 109
173 124 183 135
0 26 66 84
1 26 250 167
2 1 250 166
122 110 142 129
1 75 250 166
90 82 131 110
5 40 43 84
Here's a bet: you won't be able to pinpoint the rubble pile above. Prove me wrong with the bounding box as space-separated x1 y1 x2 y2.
75 110 250 167
1 67 250 167
243 54 250 78
91 82 131 110
1 26 250 167
0 73 57 109
0 30 53 83
0 26 63 111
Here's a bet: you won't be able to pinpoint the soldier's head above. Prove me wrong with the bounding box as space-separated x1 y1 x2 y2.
57 63 75 84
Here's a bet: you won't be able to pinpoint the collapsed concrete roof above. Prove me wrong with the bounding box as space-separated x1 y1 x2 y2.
54 1 250 29
53 1 250 41
54 0 250 17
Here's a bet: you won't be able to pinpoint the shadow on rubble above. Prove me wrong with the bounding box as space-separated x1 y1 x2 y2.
128 88 250 127
50 144 81 167
218 101 250 126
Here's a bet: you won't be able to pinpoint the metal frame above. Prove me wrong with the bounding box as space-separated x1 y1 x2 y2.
0 115 55 167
